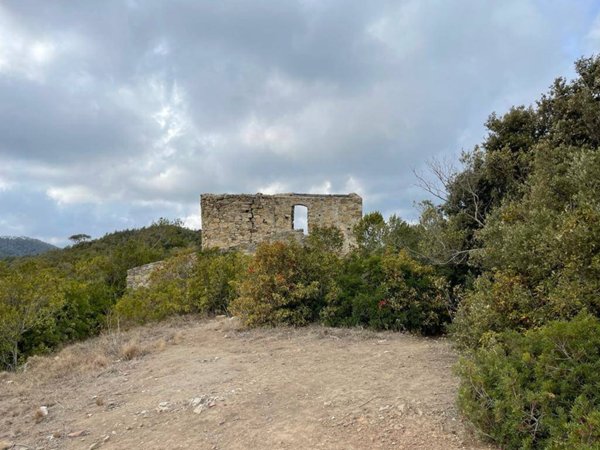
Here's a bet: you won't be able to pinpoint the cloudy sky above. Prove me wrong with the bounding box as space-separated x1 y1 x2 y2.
0 0 599 245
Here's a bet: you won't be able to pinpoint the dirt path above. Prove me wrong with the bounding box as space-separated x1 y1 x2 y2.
0 318 493 450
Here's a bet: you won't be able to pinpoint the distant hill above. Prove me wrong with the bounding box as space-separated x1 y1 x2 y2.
0 236 57 258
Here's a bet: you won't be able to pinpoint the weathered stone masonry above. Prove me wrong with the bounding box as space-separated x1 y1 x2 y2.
201 193 363 252
126 253 197 290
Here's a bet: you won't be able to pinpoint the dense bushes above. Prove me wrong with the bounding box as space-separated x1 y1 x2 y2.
321 250 450 334
0 220 200 370
228 225 451 334
451 147 600 348
230 241 327 326
116 250 248 325
0 217 450 370
0 261 64 368
113 223 451 335
229 230 343 326
457 314 600 449
446 57 600 448
191 249 249 314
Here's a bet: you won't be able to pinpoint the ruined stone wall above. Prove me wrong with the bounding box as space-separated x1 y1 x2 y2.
200 193 362 253
126 253 197 290
126 260 168 290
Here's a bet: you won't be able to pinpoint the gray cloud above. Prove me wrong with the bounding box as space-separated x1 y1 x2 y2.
0 0 598 245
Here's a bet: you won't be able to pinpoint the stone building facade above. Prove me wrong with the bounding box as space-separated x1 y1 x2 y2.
200 193 363 253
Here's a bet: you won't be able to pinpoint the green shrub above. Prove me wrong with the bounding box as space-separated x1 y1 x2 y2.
320 252 385 327
229 239 341 327
450 271 543 349
21 278 114 357
189 249 248 314
0 261 66 369
321 250 451 334
115 252 198 325
457 313 600 449
114 284 184 325
378 250 451 334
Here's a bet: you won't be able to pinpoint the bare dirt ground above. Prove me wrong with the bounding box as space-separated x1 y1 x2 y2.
0 317 494 450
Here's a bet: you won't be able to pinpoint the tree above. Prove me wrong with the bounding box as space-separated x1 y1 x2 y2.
69 233 91 245
353 212 388 253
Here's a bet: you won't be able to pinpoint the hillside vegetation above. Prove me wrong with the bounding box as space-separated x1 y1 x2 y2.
0 219 200 369
1 56 599 449
0 236 57 258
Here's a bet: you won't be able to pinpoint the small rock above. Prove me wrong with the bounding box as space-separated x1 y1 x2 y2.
39 406 49 416
157 401 170 412
0 441 13 450
68 430 89 438
323 401 332 407
190 395 218 414
89 435 110 449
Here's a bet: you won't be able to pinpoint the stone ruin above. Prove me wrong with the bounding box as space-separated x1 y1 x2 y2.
201 193 363 253
126 260 169 290
127 192 362 289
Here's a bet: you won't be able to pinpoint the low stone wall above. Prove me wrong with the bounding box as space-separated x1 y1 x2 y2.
126 260 168 290
126 253 197 290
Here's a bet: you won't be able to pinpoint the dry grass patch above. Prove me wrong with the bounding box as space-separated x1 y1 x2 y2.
12 316 199 385
119 339 146 361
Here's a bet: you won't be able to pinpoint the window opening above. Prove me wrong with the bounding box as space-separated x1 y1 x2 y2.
292 205 308 235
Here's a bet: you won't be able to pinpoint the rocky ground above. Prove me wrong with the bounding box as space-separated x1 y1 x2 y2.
0 317 495 450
